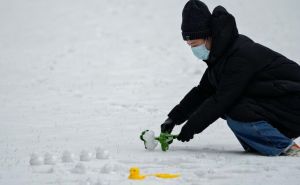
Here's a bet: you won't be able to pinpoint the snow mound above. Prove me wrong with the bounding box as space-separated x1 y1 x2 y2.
44 153 57 165
96 148 110 160
80 150 93 162
100 163 114 174
62 151 75 163
29 154 43 166
71 163 86 174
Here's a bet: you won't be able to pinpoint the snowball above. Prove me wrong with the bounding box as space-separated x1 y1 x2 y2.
96 148 110 159
143 130 156 140
29 153 43 166
71 163 86 174
80 150 93 161
142 130 158 150
112 163 125 172
62 151 75 163
194 170 205 177
100 163 114 174
44 153 57 165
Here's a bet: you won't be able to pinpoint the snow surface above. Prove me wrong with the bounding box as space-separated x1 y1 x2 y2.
1 0 300 184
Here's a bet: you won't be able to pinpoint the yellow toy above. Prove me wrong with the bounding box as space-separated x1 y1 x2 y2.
128 167 180 180
128 167 146 180
153 173 181 178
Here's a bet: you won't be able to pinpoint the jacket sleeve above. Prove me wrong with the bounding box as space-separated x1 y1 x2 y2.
167 69 215 125
185 57 255 133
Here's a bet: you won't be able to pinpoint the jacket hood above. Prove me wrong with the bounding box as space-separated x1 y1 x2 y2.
204 6 239 66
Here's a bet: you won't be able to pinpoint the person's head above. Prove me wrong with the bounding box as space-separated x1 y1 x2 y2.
181 0 212 60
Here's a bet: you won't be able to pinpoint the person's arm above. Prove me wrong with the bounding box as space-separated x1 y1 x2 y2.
178 57 256 141
167 69 215 125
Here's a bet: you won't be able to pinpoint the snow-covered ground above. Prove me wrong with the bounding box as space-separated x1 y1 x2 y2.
1 0 300 184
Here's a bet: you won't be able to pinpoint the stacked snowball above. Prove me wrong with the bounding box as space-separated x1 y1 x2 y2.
142 130 158 150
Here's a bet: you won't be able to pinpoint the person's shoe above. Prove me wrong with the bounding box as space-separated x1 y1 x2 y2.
284 143 300 156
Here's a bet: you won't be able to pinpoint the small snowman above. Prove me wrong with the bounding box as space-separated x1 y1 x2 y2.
62 150 75 163
80 150 93 161
96 147 110 159
140 130 159 150
29 153 43 166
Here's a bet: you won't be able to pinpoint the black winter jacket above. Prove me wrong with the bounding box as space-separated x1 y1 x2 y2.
168 6 300 138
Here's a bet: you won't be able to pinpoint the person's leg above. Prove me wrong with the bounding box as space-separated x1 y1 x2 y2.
226 116 294 156
232 133 257 153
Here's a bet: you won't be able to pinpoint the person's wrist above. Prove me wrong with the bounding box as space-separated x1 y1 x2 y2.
161 117 176 134
167 117 177 125
166 117 183 126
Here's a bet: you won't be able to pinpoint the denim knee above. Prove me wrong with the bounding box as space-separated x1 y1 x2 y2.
226 116 293 156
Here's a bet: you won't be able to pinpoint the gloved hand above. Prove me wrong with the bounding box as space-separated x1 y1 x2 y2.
177 124 194 142
160 118 176 134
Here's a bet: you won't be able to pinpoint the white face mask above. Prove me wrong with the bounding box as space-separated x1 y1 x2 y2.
191 41 210 61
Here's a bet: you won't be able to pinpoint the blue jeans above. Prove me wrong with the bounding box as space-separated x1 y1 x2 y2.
226 116 294 156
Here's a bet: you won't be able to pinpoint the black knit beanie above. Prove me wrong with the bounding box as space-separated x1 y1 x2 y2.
181 0 212 40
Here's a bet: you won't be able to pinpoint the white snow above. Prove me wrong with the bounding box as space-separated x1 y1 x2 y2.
94 180 107 185
79 178 93 185
1 0 300 184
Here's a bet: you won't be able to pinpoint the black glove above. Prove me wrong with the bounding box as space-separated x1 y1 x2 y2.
160 118 176 134
177 124 194 142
